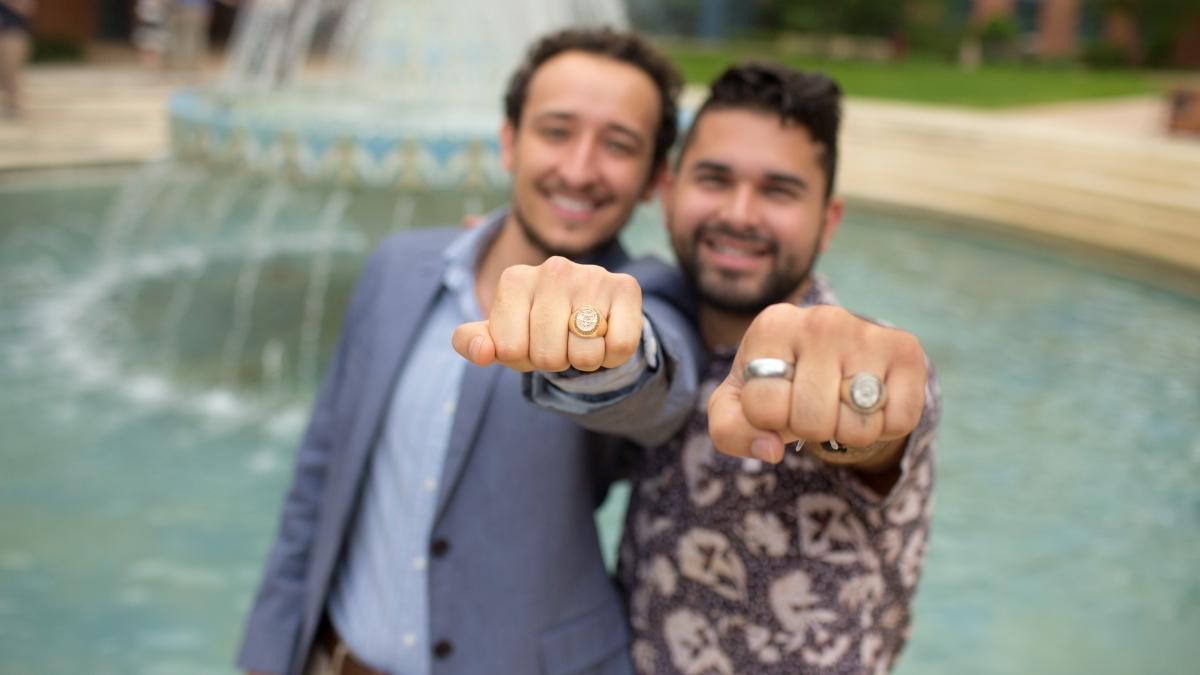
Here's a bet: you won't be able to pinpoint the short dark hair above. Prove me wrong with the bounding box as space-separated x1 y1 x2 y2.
680 62 843 198
504 27 682 174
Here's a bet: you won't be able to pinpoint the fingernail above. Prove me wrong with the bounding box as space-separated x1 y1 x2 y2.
750 437 776 463
468 336 484 362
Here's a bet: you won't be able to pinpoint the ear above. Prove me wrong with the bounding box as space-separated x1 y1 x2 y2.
658 170 676 231
640 161 668 202
499 120 516 173
817 196 843 253
658 168 675 208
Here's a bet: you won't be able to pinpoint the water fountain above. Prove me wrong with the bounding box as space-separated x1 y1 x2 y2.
78 0 630 404
2 2 638 671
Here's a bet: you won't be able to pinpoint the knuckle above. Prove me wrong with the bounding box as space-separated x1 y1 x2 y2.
743 399 787 431
797 411 837 442
898 332 926 367
900 394 926 430
529 347 564 371
707 409 741 452
499 264 531 286
806 304 850 335
572 352 604 372
838 425 876 449
493 340 525 363
756 303 796 331
611 272 641 294
540 256 573 279
606 334 640 359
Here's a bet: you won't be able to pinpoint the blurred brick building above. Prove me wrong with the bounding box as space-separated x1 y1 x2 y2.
29 0 238 56
968 0 1200 67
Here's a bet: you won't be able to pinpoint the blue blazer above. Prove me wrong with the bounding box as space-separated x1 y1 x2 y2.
236 226 703 675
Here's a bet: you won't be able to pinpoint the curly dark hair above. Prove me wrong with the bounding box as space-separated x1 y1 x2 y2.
504 27 682 174
681 62 843 198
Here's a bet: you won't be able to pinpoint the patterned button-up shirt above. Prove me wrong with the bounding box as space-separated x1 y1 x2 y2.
617 275 941 675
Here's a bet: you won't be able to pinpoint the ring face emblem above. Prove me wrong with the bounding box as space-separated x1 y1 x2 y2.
845 372 884 414
574 307 599 333
569 305 606 338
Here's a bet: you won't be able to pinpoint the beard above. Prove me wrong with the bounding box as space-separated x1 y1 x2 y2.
675 217 823 315
510 182 625 261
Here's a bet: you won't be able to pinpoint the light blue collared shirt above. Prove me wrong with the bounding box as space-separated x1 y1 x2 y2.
326 217 495 674
326 211 657 673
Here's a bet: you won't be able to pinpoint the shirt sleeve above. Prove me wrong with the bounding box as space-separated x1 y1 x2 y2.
535 313 661 403
831 357 941 510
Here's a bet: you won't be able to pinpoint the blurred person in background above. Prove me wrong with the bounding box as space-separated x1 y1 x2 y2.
133 0 168 72
0 0 34 119
167 0 214 72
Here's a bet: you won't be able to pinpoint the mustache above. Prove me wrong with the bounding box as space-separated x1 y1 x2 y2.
693 220 778 254
537 177 611 204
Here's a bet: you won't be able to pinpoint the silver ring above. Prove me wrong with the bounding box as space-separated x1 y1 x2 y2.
743 358 795 382
842 372 885 414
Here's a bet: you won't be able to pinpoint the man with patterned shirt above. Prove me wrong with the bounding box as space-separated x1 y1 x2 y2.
499 62 940 674
617 62 941 675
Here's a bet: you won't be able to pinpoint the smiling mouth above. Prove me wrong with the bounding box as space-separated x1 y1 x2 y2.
701 231 773 259
545 191 608 221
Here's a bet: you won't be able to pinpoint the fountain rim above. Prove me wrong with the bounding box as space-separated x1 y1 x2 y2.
167 87 512 188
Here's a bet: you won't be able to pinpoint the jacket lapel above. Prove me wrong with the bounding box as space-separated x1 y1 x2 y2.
433 362 502 522
338 243 445 519
306 234 449 646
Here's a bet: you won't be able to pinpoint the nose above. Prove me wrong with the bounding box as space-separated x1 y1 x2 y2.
720 182 759 228
559 132 601 188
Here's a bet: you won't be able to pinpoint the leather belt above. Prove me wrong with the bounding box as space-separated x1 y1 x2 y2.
317 617 388 675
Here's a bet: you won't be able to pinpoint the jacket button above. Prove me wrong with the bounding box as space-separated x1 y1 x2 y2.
431 538 450 557
433 640 454 658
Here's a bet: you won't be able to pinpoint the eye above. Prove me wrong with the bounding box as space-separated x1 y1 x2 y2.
695 173 728 188
604 139 637 156
538 126 570 142
763 185 799 200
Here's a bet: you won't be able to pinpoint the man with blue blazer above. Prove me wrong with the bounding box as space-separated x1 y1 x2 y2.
237 28 704 675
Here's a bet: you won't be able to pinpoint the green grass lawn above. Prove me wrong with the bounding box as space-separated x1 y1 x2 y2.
662 42 1161 108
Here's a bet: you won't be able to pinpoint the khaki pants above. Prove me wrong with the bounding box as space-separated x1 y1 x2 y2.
0 29 30 116
166 4 209 71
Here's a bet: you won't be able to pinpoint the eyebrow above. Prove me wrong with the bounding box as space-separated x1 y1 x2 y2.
531 111 646 147
690 160 809 192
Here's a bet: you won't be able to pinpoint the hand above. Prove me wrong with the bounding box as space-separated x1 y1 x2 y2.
707 304 926 465
452 256 643 373
9 0 36 16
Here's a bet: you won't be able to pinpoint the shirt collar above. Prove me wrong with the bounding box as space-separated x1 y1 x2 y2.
802 273 838 307
439 207 509 321
441 207 508 291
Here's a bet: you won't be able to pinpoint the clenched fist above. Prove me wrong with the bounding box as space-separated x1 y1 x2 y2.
708 304 927 466
453 256 643 373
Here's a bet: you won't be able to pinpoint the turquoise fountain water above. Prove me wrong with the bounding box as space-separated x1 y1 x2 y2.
2 168 1197 674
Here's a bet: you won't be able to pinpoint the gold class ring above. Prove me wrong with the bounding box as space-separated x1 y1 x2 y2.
569 305 607 338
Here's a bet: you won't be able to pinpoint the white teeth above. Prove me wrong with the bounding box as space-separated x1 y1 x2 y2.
550 194 593 213
712 243 758 257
